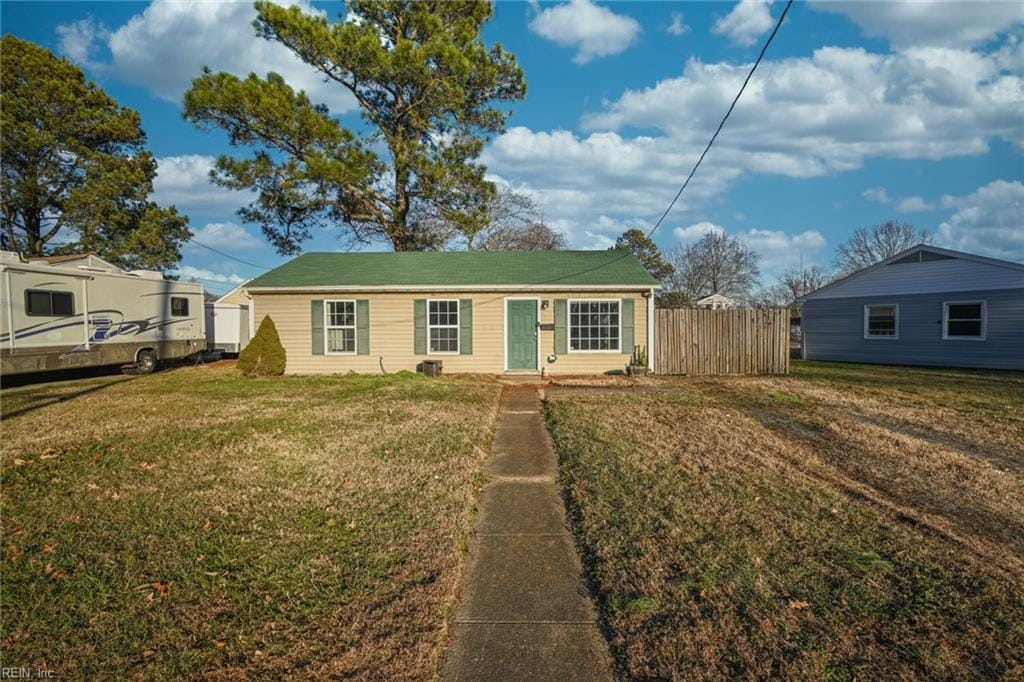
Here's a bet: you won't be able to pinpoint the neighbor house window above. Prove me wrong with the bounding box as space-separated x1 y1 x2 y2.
25 290 74 317
943 301 986 340
864 304 898 339
569 300 620 351
428 299 459 353
325 300 356 353
171 297 189 317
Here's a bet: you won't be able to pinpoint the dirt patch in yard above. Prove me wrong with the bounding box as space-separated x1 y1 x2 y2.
545 362 1024 680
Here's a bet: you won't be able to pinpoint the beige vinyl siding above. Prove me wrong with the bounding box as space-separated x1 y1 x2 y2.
251 290 649 375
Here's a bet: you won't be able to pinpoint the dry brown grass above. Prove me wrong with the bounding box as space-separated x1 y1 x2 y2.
1 364 502 679
545 361 1024 680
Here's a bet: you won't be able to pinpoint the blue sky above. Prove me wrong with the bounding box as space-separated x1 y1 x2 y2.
3 0 1022 296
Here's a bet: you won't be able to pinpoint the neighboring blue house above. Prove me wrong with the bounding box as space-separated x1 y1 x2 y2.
800 244 1024 370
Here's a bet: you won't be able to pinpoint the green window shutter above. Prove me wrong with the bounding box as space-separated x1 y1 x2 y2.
311 299 324 355
414 299 427 355
554 299 567 354
459 299 473 355
621 298 635 353
356 299 369 355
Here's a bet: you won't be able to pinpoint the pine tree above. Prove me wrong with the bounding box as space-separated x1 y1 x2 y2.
1 35 190 270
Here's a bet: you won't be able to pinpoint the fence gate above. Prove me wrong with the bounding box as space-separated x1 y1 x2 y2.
655 308 790 375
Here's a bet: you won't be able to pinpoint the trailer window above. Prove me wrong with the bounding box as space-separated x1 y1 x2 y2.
171 297 189 317
25 290 75 317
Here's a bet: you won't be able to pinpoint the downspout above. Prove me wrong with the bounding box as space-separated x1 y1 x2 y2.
248 291 255 340
647 287 655 372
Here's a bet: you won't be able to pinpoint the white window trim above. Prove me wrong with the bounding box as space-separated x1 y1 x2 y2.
324 299 357 355
427 298 460 355
863 303 899 340
943 300 987 341
567 298 624 354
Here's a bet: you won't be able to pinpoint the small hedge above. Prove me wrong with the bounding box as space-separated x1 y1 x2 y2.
238 315 286 376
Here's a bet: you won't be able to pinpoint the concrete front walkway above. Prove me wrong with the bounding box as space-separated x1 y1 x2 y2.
444 388 613 681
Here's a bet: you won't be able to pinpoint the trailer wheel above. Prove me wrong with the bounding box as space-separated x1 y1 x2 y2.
134 350 158 374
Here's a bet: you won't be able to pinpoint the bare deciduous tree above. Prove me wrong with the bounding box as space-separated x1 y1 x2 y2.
754 264 833 307
415 185 565 251
666 231 759 302
834 220 929 274
477 220 565 251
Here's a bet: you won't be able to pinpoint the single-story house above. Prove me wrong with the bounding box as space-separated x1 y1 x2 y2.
695 293 737 309
243 250 659 375
800 244 1024 370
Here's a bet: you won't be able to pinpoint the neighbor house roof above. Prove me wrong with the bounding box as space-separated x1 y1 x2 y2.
246 251 660 290
799 243 1024 302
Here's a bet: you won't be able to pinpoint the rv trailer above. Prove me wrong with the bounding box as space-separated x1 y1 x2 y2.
0 251 206 376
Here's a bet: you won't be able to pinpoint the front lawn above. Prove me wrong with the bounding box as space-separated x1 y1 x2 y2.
545 362 1024 679
1 365 501 678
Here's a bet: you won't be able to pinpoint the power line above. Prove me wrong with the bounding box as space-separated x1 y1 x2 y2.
537 3 793 289
646 0 793 241
187 237 272 270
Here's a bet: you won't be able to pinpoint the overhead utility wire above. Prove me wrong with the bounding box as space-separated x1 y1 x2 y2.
645 0 793 241
536 0 793 289
187 237 273 270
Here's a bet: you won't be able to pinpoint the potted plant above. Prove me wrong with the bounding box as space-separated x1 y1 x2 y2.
627 345 649 377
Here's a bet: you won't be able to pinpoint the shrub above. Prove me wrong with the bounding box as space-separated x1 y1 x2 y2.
238 315 286 376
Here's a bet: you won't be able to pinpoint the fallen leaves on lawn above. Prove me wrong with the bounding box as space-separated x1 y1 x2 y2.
134 581 173 603
40 448 61 460
43 563 66 580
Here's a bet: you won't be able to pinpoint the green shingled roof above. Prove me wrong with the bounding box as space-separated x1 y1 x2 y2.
246 250 660 289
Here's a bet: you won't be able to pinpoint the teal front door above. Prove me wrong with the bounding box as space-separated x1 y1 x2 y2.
507 299 538 371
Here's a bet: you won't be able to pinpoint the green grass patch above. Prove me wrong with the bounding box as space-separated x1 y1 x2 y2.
1 364 502 678
545 364 1024 679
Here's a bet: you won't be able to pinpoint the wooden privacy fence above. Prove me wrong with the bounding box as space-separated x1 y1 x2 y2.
655 308 790 375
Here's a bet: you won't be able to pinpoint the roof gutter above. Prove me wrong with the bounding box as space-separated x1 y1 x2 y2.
246 283 662 293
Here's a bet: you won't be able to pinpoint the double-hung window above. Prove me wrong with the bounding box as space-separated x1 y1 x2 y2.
943 301 986 340
428 300 459 353
864 304 898 339
569 300 620 351
325 300 356 353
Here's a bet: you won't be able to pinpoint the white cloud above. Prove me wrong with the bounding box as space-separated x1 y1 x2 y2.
57 0 356 113
936 179 1024 261
862 187 892 204
55 17 109 68
172 265 246 285
581 46 1024 172
672 221 826 273
528 0 641 64
152 155 255 216
739 227 827 270
894 196 937 213
483 41 1022 249
673 221 724 244
188 222 263 252
810 1 1024 49
712 0 774 47
667 11 690 37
